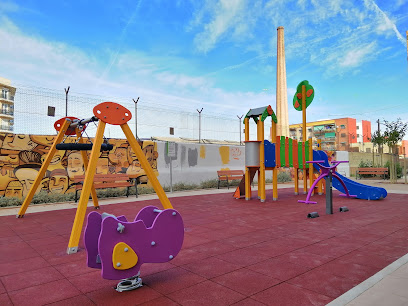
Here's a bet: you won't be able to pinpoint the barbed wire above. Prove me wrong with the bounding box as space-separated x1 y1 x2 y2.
12 85 271 142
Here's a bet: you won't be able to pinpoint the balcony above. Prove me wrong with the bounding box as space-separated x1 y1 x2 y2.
0 125 13 131
0 94 14 102
0 109 14 116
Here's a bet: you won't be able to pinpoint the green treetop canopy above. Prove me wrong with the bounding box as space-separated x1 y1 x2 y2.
244 105 278 124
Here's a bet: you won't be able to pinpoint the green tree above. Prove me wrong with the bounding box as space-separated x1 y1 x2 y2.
370 130 386 166
383 118 408 183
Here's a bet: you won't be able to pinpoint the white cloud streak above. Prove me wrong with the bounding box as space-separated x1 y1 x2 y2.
364 0 406 45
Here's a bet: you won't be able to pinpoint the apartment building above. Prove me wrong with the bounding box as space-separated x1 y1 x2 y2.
0 77 15 133
288 118 372 152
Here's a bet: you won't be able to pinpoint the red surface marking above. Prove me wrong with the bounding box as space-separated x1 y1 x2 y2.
297 93 302 99
307 89 314 97
3 191 408 304
93 102 132 125
285 137 289 167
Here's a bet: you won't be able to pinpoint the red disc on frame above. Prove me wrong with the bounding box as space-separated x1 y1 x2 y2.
93 102 132 125
54 117 79 135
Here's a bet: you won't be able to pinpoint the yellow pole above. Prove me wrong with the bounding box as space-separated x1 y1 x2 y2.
244 118 251 200
67 121 106 254
75 128 99 209
308 137 313 195
272 120 278 200
17 119 71 218
121 123 173 209
302 85 307 194
259 115 266 202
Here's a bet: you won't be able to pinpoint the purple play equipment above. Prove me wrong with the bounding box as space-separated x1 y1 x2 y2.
84 206 184 291
298 160 357 205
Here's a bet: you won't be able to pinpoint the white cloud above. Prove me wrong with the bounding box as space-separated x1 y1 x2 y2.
0 17 275 138
364 0 406 45
190 0 405 78
193 0 247 53
339 42 377 67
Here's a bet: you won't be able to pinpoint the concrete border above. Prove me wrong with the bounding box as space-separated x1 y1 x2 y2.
327 253 408 306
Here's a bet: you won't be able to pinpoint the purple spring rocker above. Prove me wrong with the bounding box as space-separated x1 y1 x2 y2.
84 206 184 292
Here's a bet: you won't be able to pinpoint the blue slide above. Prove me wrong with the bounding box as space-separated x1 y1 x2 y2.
312 150 387 200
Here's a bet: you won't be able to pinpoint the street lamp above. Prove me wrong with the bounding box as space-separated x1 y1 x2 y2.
197 108 203 143
237 115 243 145
133 97 139 140
64 86 70 117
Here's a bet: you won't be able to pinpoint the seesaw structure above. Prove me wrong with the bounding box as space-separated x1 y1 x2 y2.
16 102 177 256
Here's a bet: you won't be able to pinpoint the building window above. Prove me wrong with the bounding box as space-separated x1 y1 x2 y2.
341 133 346 137
356 126 359 130
1 88 9 99
357 134 360 138
340 125 345 129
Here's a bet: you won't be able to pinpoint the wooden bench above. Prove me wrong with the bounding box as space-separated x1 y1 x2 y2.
217 170 244 189
74 174 133 202
356 168 388 180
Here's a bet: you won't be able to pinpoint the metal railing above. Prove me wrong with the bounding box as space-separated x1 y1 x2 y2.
0 94 14 101
0 124 13 131
0 109 14 116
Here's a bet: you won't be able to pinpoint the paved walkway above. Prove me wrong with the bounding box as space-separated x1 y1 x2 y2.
1 179 407 305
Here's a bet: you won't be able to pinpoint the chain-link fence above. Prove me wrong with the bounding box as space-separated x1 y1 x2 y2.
12 85 271 142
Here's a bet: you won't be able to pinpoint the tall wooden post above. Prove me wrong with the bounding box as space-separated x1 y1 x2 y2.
272 120 278 200
302 85 307 194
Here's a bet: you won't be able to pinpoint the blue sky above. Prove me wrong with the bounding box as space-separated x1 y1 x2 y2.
1 0 407 139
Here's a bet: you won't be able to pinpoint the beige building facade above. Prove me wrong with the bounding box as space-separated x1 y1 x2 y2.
0 77 15 133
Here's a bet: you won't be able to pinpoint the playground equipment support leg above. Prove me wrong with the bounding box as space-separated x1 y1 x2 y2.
75 129 99 209
17 119 71 218
325 171 333 215
308 137 314 196
259 116 266 202
67 121 106 254
121 123 173 210
294 168 299 195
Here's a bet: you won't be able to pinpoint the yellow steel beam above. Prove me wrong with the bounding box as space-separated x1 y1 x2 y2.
17 119 71 218
121 123 173 210
75 128 99 208
67 121 106 254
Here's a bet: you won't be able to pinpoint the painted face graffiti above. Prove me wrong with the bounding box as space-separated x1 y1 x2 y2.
49 169 69 194
67 151 84 178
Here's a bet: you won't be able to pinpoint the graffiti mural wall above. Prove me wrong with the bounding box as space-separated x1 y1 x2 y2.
0 133 158 198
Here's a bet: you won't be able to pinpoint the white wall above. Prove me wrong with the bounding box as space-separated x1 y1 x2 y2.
336 151 350 177
156 142 245 187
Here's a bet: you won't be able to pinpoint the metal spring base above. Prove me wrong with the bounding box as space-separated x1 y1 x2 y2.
115 273 143 292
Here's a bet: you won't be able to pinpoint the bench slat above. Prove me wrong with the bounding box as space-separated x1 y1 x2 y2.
75 182 133 190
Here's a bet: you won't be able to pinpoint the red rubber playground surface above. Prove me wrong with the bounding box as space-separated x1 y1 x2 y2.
1 188 408 305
